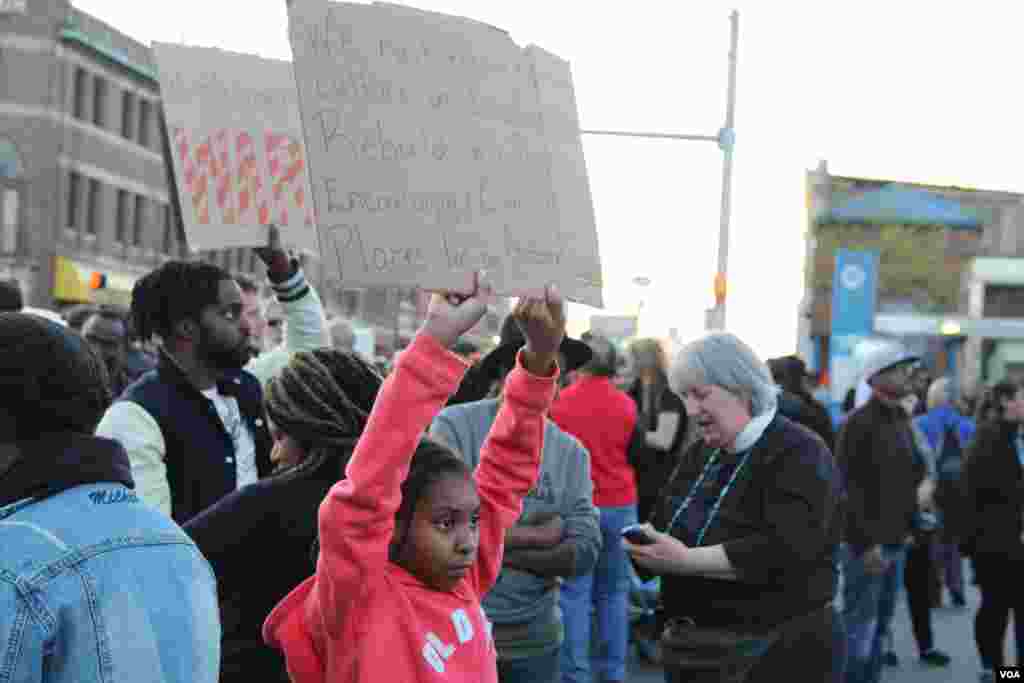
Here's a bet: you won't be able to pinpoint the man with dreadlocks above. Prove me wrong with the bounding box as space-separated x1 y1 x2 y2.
183 348 382 682
95 229 325 523
0 313 220 682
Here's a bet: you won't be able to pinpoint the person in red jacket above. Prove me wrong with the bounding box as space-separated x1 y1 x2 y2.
550 333 639 683
262 275 566 683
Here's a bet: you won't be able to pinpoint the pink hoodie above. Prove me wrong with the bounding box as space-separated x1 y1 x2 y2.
263 333 557 682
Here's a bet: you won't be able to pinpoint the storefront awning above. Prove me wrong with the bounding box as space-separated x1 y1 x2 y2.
874 312 1024 339
822 184 983 229
53 256 136 307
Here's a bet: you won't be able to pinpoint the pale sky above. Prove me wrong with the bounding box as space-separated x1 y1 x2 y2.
71 0 1024 358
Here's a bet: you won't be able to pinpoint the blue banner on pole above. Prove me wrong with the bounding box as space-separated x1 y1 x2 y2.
829 249 879 409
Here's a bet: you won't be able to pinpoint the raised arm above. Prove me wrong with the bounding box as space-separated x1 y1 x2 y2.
312 277 490 632
472 288 563 594
246 226 329 384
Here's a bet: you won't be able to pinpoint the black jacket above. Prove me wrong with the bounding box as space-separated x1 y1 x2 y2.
627 379 687 522
836 397 925 549
650 414 843 631
777 391 835 454
184 446 354 683
120 351 274 524
963 420 1024 558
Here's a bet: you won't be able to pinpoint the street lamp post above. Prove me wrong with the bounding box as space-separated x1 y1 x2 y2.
581 10 739 332
632 275 651 335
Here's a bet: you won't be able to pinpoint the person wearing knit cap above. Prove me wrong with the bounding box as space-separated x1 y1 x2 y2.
0 313 220 682
837 340 930 683
184 348 383 683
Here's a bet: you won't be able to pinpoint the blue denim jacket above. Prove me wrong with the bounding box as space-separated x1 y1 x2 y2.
0 483 221 682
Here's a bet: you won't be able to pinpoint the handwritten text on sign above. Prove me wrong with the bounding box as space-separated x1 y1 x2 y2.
153 43 318 255
288 1 602 306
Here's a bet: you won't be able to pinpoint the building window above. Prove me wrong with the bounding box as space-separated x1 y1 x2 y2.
67 171 80 228
92 76 107 128
73 67 87 119
1 189 18 254
0 138 23 180
115 189 129 243
162 203 173 254
121 90 135 140
236 248 246 271
249 250 258 272
133 194 145 246
86 178 100 235
138 99 152 147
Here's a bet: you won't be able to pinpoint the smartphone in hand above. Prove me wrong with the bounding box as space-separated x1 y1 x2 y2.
621 523 656 546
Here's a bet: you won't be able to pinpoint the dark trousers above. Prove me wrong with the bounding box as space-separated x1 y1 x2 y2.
904 535 937 654
662 605 836 683
498 647 560 683
974 552 1024 670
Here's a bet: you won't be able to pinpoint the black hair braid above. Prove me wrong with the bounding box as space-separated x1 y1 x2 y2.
131 261 230 342
264 349 384 483
266 349 382 442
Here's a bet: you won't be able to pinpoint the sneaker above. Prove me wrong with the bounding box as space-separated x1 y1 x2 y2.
884 651 900 667
920 649 952 667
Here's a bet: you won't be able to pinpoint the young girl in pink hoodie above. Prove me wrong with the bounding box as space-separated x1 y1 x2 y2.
263 278 565 682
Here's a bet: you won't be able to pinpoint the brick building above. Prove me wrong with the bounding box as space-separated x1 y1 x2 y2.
799 161 1024 397
0 0 503 353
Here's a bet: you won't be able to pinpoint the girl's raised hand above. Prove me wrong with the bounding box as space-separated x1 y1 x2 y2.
513 285 565 376
422 271 494 349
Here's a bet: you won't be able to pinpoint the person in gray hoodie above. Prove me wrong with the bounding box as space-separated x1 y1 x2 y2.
431 315 602 683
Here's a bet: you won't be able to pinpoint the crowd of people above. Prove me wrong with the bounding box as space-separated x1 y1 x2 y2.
0 240 1019 683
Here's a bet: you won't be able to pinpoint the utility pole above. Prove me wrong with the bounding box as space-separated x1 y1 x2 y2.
710 9 739 331
581 10 739 332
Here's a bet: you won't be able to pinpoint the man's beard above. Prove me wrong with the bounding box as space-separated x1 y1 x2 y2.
198 331 250 372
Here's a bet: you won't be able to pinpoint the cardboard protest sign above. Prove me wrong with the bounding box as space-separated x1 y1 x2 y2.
287 1 603 306
153 43 319 255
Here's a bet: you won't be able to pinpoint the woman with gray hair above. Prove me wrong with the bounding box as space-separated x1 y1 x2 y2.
624 333 843 681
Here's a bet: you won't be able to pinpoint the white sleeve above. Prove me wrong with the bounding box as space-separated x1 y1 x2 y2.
246 268 328 386
95 402 170 516
275 268 328 354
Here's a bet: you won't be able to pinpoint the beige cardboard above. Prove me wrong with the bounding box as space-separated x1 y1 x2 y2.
153 42 319 255
287 1 603 305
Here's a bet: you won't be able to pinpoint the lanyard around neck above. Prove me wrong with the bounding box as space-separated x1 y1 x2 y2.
666 447 754 547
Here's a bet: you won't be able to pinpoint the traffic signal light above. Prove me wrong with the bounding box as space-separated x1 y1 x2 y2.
714 273 727 305
89 272 107 290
